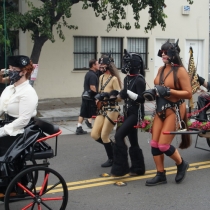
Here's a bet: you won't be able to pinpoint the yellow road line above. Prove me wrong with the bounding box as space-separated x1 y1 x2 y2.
44 161 210 193
65 160 210 187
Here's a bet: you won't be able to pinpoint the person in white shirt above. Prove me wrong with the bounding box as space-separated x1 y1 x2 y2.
0 55 38 138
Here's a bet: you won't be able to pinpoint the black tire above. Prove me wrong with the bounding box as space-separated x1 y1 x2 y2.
206 138 210 147
4 166 68 210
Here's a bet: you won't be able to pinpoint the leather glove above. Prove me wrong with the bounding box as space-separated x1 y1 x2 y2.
94 92 109 101
142 89 156 101
119 89 128 99
155 85 170 98
197 74 205 86
109 90 119 97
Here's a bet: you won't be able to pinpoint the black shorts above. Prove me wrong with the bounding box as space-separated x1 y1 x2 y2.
79 98 97 118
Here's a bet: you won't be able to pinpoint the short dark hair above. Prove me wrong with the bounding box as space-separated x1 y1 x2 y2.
89 59 97 68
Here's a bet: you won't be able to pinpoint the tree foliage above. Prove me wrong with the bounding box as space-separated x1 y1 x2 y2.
0 0 194 63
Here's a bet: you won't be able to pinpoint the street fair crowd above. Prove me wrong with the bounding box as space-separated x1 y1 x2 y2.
78 39 210 187
1 39 210 189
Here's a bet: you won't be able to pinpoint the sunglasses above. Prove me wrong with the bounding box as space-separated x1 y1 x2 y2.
157 49 168 57
159 50 168 55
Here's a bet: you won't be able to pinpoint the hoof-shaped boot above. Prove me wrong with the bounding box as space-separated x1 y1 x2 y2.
129 146 145 176
175 158 189 184
101 159 113 167
111 144 129 177
145 170 167 186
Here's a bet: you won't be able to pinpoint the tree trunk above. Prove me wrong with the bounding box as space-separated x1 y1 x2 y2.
30 36 48 64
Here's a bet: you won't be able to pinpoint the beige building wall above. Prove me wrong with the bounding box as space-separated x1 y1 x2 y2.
19 0 209 99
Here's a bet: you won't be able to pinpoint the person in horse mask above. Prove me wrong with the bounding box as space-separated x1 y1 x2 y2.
110 49 146 177
91 53 122 167
143 39 192 186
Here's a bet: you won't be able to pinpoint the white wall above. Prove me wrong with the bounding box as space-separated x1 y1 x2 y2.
19 0 209 99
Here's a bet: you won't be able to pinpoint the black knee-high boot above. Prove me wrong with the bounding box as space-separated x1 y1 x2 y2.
129 146 145 176
96 138 103 144
96 138 113 167
101 142 113 167
110 143 129 176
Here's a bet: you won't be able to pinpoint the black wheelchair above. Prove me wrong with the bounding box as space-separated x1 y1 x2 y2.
0 118 68 209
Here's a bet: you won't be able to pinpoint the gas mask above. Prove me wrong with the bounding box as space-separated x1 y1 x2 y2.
8 70 23 84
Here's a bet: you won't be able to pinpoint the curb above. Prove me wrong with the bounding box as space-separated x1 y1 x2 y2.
40 111 154 122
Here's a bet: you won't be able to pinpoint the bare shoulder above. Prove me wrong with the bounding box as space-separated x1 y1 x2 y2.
157 66 164 73
177 66 188 75
178 66 188 72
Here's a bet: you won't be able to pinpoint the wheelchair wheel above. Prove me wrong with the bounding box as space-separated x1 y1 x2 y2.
206 138 210 147
4 166 68 210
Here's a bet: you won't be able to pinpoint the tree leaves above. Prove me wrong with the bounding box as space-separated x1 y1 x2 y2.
0 0 194 62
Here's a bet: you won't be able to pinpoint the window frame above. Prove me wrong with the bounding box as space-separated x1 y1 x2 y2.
127 37 148 69
100 37 124 69
73 36 97 70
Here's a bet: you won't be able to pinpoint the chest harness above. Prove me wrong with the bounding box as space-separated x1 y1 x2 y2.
156 67 185 130
98 75 120 126
123 74 145 126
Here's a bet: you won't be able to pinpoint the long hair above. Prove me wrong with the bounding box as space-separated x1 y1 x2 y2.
108 62 122 89
101 54 122 89
21 60 34 79
161 41 186 89
179 110 192 149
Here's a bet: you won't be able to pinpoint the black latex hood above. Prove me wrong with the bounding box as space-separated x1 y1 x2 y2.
121 49 144 75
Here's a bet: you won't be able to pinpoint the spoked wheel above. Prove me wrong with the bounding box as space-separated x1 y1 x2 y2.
206 138 210 147
4 166 68 210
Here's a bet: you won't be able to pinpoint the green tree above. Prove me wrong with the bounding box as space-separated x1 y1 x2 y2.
0 0 194 64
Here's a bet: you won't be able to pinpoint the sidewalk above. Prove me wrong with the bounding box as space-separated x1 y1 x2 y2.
37 97 156 135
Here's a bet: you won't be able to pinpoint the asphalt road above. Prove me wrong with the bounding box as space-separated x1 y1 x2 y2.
2 131 210 210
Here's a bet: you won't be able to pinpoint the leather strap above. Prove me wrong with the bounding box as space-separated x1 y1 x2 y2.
105 114 116 126
100 75 113 92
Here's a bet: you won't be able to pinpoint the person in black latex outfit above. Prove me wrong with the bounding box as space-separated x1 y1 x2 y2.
110 49 146 177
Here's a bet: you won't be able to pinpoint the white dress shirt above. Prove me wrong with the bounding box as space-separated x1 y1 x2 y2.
0 80 38 136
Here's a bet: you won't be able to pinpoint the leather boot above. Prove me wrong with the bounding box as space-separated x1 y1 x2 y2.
101 142 113 167
96 138 103 144
175 158 189 183
145 170 167 186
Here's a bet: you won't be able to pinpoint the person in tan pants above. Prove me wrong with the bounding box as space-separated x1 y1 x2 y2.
91 54 122 167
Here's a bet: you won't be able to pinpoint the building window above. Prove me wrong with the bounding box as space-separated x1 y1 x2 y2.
127 38 148 69
101 37 123 68
74 36 97 70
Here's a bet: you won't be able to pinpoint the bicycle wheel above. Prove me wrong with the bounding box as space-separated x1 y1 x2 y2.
4 166 68 210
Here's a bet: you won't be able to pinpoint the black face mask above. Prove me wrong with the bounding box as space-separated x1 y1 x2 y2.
8 70 23 84
121 53 132 74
